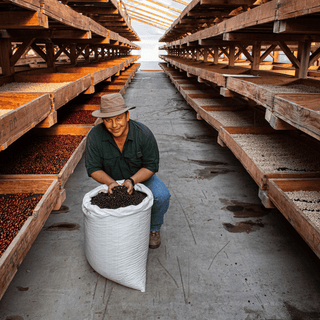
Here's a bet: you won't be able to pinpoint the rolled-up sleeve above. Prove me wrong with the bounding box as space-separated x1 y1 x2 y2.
85 129 103 177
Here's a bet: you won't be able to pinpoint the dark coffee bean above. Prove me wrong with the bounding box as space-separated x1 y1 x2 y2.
91 186 147 209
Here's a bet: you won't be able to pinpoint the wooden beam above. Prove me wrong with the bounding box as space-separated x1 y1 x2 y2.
10 38 36 67
125 0 179 18
278 41 300 69
0 12 48 29
296 41 311 78
128 12 170 28
130 16 167 30
0 39 13 75
125 4 174 22
309 47 320 67
238 44 253 63
173 0 189 5
260 44 277 62
200 0 255 5
30 43 47 61
274 18 320 34
146 0 182 13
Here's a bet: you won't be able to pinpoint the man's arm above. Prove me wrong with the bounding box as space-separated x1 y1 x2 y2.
90 170 119 194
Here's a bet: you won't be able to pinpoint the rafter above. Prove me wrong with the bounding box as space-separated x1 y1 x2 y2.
173 0 189 5
130 16 167 30
129 12 170 28
124 0 179 18
146 0 182 13
127 10 170 27
125 3 174 22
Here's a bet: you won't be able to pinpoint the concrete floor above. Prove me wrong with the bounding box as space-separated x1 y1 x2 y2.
1 69 320 320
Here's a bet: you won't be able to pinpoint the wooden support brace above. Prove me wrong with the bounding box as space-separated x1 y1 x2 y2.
0 39 13 75
238 44 253 63
196 113 202 120
229 44 235 67
217 135 226 147
53 189 67 211
252 42 261 70
46 40 55 68
265 110 295 131
278 41 300 68
258 188 275 209
220 87 237 98
10 38 35 66
296 41 311 78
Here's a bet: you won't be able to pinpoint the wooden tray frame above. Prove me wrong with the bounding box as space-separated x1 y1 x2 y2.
0 93 51 151
218 127 320 190
0 126 91 189
0 178 60 300
267 178 320 259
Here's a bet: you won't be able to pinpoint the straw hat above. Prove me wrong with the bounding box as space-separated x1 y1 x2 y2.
92 93 135 118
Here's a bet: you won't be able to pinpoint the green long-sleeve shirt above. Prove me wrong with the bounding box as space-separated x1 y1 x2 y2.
85 119 159 180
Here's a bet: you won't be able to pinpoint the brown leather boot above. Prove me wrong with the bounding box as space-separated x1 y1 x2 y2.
149 230 161 249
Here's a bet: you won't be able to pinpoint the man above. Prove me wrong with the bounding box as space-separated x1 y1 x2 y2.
85 93 171 249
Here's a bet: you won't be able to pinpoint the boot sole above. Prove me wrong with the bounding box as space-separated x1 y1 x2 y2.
149 242 161 249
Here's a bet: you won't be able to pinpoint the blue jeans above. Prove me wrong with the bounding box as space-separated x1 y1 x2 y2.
142 175 171 231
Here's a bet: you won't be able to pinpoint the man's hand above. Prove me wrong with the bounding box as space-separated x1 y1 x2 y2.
122 179 134 195
108 181 120 194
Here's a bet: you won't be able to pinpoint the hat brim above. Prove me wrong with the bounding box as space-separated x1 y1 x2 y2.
92 106 136 118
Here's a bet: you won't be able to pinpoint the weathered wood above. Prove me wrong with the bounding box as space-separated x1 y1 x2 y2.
0 127 90 189
0 179 59 300
11 72 92 110
0 93 51 151
0 39 13 76
0 11 48 29
225 76 296 109
265 109 295 130
218 127 319 190
258 188 275 208
273 93 320 141
268 178 320 259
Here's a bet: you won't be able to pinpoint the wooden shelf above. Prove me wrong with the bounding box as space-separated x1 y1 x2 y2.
219 127 320 190
0 126 91 190
267 178 320 259
0 178 60 300
0 93 51 151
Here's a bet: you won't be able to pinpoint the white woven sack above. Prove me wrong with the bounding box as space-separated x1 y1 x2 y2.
82 181 153 292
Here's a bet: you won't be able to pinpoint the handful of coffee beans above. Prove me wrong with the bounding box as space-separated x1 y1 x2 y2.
91 185 147 209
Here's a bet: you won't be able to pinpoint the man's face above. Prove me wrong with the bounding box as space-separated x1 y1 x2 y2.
103 112 129 138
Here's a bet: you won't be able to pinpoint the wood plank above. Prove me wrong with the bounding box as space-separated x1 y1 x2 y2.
225 76 297 109
268 178 320 259
218 127 320 189
273 93 320 141
0 127 90 189
0 93 51 151
0 12 48 29
0 179 59 300
13 73 92 110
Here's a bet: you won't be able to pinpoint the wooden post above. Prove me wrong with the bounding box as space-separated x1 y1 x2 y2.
273 50 279 63
84 46 90 63
229 44 235 67
69 43 77 65
295 41 311 78
251 42 261 70
0 38 13 75
204 48 208 62
45 40 55 68
196 48 200 61
213 46 219 64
